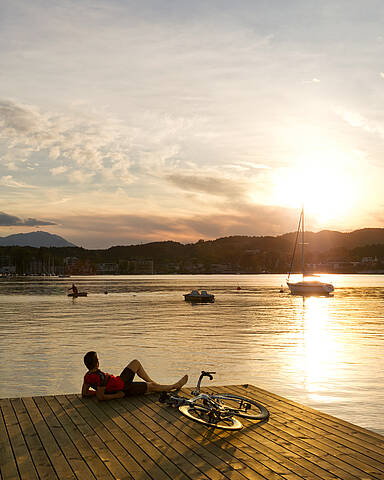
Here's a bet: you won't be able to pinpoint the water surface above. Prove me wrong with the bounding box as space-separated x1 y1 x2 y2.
0 274 383 435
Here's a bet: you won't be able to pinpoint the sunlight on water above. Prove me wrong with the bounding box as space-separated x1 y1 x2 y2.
0 274 383 435
296 297 337 396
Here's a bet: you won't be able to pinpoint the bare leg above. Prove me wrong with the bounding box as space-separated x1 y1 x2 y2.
126 359 154 382
146 375 188 393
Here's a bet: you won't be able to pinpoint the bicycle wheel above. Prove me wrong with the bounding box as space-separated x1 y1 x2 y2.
211 394 269 420
179 405 243 430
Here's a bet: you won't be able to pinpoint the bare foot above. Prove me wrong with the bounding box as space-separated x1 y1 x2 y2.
173 374 188 390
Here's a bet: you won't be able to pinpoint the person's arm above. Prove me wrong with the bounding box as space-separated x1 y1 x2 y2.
95 386 125 401
81 381 96 398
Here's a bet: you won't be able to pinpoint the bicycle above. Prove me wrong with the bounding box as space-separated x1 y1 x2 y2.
159 370 269 431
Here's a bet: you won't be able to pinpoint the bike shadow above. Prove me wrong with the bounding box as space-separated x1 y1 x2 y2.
195 416 270 447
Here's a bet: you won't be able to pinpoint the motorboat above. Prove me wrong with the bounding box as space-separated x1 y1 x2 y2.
286 206 334 296
183 290 215 303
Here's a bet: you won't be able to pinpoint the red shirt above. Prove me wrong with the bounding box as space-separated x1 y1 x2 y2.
84 370 124 393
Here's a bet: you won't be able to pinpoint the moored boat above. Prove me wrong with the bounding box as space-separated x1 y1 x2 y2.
287 206 334 296
184 290 215 303
286 280 334 296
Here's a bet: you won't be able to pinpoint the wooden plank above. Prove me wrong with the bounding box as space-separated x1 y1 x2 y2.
216 386 374 480
240 385 384 467
11 398 58 480
71 395 180 480
134 391 288 480
111 396 211 480
0 401 20 480
201 387 340 480
110 396 206 480
226 385 384 479
0 398 39 480
43 395 112 480
67 394 146 480
22 397 76 480
1 386 384 480
33 396 95 480
73 395 151 480
122 395 238 480
61 394 134 480
51 395 116 480
245 384 384 445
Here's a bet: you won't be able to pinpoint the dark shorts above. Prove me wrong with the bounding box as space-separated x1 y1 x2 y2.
119 367 147 396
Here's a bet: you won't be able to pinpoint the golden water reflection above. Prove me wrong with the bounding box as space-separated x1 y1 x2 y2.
293 297 339 402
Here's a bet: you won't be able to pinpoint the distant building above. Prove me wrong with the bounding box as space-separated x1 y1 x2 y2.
64 257 95 275
0 256 16 274
128 260 154 274
96 263 119 274
361 257 378 263
210 263 237 273
28 259 44 275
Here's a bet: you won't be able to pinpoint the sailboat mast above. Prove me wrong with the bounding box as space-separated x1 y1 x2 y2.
301 206 305 280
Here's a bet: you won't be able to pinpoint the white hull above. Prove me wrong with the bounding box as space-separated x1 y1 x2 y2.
287 280 334 296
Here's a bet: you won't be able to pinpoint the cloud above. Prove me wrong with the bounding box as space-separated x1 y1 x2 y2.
302 78 321 84
55 205 299 248
50 165 68 175
0 212 56 227
166 173 249 199
0 99 194 187
336 107 384 137
0 175 36 188
68 170 95 184
0 100 137 185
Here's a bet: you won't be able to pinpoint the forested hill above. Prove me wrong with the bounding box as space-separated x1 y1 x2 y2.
106 228 384 262
280 228 384 252
3 228 384 267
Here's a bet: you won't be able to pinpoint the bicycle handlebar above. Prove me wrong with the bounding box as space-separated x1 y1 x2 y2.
192 370 216 395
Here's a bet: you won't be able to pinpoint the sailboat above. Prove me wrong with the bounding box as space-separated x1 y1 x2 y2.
286 206 334 296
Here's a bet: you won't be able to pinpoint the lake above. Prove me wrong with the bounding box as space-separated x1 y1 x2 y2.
0 274 383 435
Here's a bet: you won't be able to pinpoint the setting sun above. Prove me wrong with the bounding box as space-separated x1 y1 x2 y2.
272 148 360 227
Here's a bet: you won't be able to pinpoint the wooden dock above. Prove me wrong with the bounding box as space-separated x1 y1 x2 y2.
1 384 384 480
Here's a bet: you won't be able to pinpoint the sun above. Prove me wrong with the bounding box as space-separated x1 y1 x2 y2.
272 148 360 227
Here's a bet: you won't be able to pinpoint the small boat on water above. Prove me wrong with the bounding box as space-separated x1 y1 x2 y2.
184 290 215 303
286 280 333 296
287 206 334 296
68 292 88 297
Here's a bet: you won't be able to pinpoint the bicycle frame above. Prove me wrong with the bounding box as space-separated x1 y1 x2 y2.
159 370 269 430
159 371 233 417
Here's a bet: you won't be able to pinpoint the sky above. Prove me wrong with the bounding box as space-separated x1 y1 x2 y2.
1 0 384 248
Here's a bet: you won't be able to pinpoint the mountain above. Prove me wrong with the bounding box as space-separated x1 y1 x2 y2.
279 228 384 252
0 231 76 247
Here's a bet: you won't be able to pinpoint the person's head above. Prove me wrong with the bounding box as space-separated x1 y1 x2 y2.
84 351 99 370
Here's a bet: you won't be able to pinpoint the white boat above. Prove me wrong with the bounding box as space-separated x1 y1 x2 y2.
183 290 215 303
286 207 334 296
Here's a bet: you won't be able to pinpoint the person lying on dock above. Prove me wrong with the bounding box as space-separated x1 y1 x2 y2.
82 351 188 401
